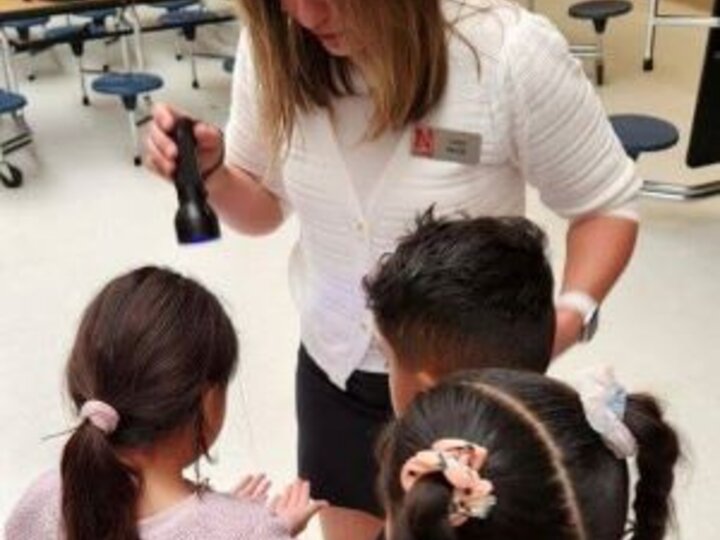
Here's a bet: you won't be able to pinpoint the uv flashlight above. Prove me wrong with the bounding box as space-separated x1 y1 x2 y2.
172 118 221 245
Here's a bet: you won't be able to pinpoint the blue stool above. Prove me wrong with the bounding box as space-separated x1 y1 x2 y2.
0 90 32 188
610 114 679 160
92 72 164 165
569 0 633 85
158 9 221 88
1 17 51 81
608 113 702 200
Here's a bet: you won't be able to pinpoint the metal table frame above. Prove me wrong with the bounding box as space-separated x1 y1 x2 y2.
643 0 720 71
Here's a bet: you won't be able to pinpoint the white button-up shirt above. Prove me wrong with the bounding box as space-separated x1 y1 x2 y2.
225 1 641 388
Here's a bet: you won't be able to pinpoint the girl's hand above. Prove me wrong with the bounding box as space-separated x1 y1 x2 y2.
232 474 272 504
270 479 328 537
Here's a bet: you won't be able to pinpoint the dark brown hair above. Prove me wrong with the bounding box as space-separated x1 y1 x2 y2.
378 369 681 540
60 266 239 540
364 209 555 377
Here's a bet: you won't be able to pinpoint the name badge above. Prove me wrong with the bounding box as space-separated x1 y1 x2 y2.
411 125 482 165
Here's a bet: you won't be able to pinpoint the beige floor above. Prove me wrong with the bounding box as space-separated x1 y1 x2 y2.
1 1 719 537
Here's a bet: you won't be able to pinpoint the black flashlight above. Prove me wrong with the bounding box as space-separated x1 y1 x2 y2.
172 118 221 245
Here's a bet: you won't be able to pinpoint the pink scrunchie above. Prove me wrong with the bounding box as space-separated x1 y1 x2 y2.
400 438 496 526
79 400 120 435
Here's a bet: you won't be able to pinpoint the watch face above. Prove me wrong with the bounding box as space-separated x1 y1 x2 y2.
583 309 600 342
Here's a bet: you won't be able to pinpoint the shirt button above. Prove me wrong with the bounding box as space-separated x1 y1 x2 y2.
360 322 369 332
355 220 366 233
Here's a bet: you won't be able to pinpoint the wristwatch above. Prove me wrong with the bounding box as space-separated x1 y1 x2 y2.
556 291 600 343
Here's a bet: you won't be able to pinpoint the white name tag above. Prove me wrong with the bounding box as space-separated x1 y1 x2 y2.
411 125 482 165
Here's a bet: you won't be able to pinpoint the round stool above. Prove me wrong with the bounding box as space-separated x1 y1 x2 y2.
569 0 633 33
609 114 680 161
92 73 164 165
569 0 632 85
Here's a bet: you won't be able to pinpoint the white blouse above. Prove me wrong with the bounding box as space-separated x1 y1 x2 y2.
225 1 641 388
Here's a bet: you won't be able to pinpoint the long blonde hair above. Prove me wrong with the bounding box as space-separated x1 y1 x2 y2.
237 0 454 157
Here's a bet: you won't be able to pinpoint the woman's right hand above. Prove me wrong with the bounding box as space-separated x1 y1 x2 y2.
145 103 224 182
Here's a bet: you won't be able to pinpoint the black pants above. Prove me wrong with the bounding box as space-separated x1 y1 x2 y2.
296 345 392 517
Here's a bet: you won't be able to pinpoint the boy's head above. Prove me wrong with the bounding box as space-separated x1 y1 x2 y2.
364 209 555 412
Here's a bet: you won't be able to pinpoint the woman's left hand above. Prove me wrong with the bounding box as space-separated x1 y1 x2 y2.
552 307 583 358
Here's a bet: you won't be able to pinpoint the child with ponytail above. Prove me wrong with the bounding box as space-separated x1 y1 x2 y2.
378 368 681 540
5 266 325 540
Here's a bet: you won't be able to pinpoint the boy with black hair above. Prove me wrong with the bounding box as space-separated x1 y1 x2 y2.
364 209 555 412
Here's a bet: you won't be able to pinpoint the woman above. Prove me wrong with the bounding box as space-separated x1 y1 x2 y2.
146 1 640 539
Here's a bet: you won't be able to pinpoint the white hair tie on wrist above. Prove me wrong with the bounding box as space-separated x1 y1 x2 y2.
574 366 638 460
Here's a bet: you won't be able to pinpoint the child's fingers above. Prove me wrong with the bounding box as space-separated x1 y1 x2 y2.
278 481 294 510
233 475 254 495
291 480 309 508
284 480 298 508
233 473 268 498
246 474 268 498
307 499 330 516
254 477 272 500
269 494 282 513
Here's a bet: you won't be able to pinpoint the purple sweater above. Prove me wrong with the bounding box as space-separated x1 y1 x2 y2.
5 471 293 540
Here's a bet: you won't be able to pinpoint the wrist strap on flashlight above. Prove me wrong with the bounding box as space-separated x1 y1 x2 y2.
201 129 225 183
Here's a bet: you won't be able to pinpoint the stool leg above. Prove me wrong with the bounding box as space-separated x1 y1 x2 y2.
596 31 605 86
122 95 142 166
72 49 90 106
175 31 184 61
17 28 37 82
103 27 112 72
28 49 37 82
643 0 658 71
190 40 199 89
12 110 31 134
129 109 141 167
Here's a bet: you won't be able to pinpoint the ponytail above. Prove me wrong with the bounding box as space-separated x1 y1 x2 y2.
625 394 681 540
391 474 458 540
61 422 140 540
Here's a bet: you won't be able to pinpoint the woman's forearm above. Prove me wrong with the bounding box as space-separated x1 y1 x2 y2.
553 215 639 357
205 165 285 236
560 215 639 300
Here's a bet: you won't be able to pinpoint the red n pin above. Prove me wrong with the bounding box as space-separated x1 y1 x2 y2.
412 125 435 158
